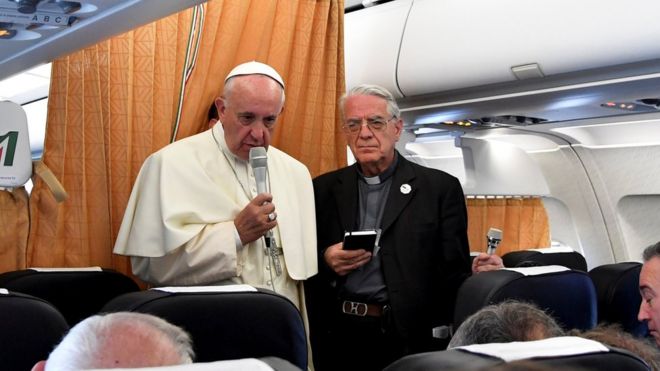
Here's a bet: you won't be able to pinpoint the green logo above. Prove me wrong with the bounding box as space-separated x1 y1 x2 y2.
0 131 19 166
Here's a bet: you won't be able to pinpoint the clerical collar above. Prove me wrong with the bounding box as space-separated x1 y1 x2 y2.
357 152 398 185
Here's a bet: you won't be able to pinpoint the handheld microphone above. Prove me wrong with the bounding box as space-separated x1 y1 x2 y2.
486 228 502 255
249 146 282 276
249 147 268 195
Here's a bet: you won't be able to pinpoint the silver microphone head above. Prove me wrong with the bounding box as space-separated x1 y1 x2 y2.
249 147 268 169
486 228 502 255
487 228 503 242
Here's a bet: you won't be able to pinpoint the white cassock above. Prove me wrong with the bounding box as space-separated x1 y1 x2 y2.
113 123 318 310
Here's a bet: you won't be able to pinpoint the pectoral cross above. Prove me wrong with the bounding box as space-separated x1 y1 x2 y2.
265 231 282 276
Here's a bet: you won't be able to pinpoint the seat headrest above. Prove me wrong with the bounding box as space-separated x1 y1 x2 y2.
529 246 576 253
151 284 257 293
0 290 70 370
85 358 278 371
384 337 650 371
0 268 140 326
502 249 588 271
0 101 32 187
501 265 569 276
454 267 597 331
456 336 607 362
102 289 307 370
589 262 648 336
29 266 103 272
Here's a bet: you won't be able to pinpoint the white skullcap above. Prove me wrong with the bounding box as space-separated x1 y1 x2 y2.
224 61 284 89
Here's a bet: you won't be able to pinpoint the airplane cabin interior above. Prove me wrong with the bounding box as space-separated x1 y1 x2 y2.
1 0 659 370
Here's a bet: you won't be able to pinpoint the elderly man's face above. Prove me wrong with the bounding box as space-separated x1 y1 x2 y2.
342 94 402 176
639 256 660 346
217 75 284 161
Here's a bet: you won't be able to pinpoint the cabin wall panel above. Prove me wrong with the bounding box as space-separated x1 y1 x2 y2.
617 195 660 260
576 145 660 262
531 148 613 269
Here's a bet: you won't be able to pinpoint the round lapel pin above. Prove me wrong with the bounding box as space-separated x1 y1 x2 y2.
400 183 411 194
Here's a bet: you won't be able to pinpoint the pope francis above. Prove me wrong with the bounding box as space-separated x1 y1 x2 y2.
113 61 318 313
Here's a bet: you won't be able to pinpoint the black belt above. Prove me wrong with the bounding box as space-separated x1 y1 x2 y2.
341 300 389 318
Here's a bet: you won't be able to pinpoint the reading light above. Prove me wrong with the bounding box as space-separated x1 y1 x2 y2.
0 23 17 39
600 101 657 113
1 1 80 28
14 0 43 14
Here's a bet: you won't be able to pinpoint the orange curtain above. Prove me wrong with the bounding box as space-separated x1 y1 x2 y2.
26 0 345 275
467 197 550 255
27 11 194 274
0 188 28 272
176 0 346 177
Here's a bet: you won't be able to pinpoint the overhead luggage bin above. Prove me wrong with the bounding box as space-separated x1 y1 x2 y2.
397 0 660 96
345 0 413 98
345 0 660 125
347 0 660 98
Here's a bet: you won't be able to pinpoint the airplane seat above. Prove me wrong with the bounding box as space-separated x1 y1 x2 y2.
101 285 307 370
0 101 32 189
86 357 302 371
454 266 597 332
0 289 70 370
0 267 140 326
0 101 33 273
383 336 650 371
588 262 648 337
502 247 588 272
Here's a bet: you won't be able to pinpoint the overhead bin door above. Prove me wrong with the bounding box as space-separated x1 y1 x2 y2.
394 0 660 96
345 0 413 98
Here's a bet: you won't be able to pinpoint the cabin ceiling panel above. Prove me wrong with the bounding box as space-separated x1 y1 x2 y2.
0 0 208 81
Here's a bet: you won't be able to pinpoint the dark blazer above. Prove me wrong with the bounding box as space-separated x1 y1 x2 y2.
308 153 471 351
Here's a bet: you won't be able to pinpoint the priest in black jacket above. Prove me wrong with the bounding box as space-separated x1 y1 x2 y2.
307 84 503 371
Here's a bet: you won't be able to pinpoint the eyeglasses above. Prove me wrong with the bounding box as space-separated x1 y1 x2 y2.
342 116 396 134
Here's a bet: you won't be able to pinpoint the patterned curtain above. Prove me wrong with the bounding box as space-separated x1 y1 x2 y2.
175 0 346 176
26 10 192 274
25 0 345 276
467 197 551 255
0 188 28 272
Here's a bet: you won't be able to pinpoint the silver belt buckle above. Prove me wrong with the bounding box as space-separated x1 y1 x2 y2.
342 300 367 316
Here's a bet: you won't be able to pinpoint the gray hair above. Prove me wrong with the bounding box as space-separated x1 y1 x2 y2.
448 300 565 348
339 84 400 121
45 312 194 370
568 324 660 371
642 241 660 262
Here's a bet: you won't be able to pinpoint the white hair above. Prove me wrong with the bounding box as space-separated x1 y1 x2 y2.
45 312 194 370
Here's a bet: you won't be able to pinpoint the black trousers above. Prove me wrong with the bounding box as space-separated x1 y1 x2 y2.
315 309 407 371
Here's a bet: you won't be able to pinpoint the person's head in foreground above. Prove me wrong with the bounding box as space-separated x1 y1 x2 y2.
569 324 660 370
448 300 565 348
640 241 660 347
32 311 194 371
